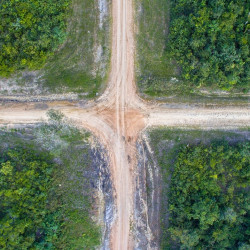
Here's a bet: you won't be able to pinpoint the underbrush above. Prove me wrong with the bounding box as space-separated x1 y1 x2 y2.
0 110 103 249
149 129 250 249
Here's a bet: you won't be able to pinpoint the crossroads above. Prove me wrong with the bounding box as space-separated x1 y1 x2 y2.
0 0 249 248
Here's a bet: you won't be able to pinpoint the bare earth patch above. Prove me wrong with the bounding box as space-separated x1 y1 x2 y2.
0 0 249 249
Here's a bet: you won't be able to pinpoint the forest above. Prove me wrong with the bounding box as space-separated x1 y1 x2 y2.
0 112 102 249
0 0 70 77
0 147 61 248
167 142 250 249
168 0 249 90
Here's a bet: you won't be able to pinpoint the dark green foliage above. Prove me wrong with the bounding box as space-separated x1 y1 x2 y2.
168 142 250 249
0 147 61 248
168 0 249 90
0 118 101 249
0 0 69 76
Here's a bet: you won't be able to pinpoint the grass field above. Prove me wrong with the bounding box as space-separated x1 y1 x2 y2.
135 0 184 97
148 129 250 248
41 0 111 97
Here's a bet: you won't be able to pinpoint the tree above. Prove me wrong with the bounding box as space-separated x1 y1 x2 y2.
0 0 70 77
168 0 249 90
0 147 60 249
167 142 250 249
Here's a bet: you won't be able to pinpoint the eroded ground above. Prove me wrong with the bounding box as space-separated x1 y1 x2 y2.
0 0 249 249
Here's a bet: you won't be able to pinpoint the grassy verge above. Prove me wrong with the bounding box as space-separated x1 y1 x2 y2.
40 0 111 97
0 111 107 248
135 0 249 102
135 0 181 97
148 129 250 249
0 0 111 97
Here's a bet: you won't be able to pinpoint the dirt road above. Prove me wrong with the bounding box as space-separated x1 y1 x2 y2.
0 0 249 248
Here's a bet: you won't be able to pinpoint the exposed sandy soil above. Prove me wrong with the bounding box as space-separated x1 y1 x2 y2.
0 0 249 249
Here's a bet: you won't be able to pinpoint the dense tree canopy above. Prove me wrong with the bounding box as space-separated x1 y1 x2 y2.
0 125 101 250
168 142 250 249
0 0 70 77
0 147 60 249
168 0 249 90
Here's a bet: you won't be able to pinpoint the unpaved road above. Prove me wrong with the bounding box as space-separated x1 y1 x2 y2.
0 0 249 249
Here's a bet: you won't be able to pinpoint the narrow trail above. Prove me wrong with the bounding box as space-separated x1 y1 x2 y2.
0 0 249 249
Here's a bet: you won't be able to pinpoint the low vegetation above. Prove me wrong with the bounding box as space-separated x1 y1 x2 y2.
149 129 250 249
41 0 110 96
0 111 102 249
0 0 70 77
135 0 177 97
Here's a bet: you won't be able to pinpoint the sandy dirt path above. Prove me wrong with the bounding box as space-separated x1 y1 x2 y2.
0 105 249 250
0 0 249 249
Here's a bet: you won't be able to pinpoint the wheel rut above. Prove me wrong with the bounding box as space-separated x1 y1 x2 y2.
0 0 249 249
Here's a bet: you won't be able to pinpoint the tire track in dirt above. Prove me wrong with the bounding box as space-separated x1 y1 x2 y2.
0 0 250 249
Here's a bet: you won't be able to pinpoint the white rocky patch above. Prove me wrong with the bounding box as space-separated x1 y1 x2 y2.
98 0 108 29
